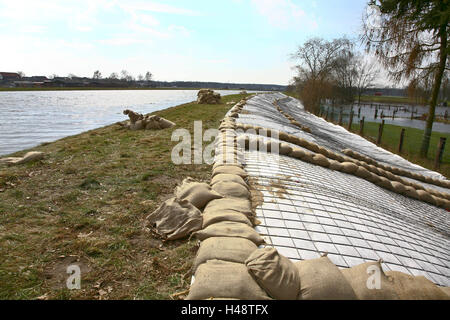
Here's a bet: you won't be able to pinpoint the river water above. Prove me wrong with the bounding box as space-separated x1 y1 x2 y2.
321 103 450 134
0 89 251 156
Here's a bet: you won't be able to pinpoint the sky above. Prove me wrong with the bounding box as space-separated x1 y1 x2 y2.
0 0 371 85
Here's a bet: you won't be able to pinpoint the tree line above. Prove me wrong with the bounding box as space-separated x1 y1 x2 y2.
290 0 448 158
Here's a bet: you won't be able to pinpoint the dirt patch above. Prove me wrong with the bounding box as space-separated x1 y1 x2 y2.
43 256 92 290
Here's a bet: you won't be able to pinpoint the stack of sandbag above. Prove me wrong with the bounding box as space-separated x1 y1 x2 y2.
122 109 175 131
0 151 44 165
197 89 221 104
146 178 222 240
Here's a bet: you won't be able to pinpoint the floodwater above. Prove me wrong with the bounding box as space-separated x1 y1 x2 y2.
0 89 252 156
321 103 450 134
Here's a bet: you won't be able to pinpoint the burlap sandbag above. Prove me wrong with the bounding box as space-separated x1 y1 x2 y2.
355 166 372 179
212 181 250 199
175 178 223 210
329 159 343 171
295 256 357 300
193 237 258 272
376 176 393 190
289 147 306 159
211 173 248 189
440 287 450 297
186 260 271 300
212 165 248 179
386 271 449 300
245 247 300 300
279 143 293 156
341 162 358 174
390 181 407 194
193 221 265 245
202 209 253 228
311 154 330 167
341 261 399 300
279 131 289 141
146 197 202 240
416 189 436 205
204 198 253 217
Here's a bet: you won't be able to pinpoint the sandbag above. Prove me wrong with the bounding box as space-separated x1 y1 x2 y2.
295 256 357 300
193 221 265 245
279 143 293 156
440 287 450 297
355 166 372 179
175 178 223 210
311 154 330 167
341 162 358 174
146 197 202 240
329 160 343 171
212 181 250 199
404 186 419 199
203 210 253 228
341 261 399 300
376 176 393 190
386 271 449 300
186 260 271 300
204 198 253 217
212 165 248 179
416 190 436 205
193 237 258 272
0 151 44 165
390 181 407 194
289 147 306 159
245 247 300 300
211 174 248 189
279 131 289 142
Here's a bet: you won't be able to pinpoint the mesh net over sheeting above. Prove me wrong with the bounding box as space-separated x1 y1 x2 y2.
232 93 450 287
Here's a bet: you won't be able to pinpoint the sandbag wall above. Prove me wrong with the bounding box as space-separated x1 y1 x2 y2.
186 95 450 300
233 124 450 210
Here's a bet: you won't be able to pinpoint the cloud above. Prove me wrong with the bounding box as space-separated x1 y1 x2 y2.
118 1 200 16
250 0 317 30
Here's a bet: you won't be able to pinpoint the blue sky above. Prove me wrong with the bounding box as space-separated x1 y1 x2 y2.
0 0 370 84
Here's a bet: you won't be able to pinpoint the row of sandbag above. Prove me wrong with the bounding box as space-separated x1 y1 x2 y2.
342 148 450 189
187 95 272 299
273 100 312 133
233 124 450 210
273 99 449 190
146 99 252 239
188 247 450 300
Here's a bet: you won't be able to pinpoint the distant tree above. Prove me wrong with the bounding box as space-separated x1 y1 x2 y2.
291 37 353 113
145 71 153 81
93 70 102 79
49 74 58 79
361 0 449 157
354 57 380 104
137 74 144 81
120 70 130 81
17 71 25 78
109 72 119 80
67 73 77 79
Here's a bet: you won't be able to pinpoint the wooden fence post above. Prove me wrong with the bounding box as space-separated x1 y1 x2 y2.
377 120 385 145
338 108 343 126
434 137 447 170
398 128 405 153
359 117 365 136
347 110 354 131
374 109 378 119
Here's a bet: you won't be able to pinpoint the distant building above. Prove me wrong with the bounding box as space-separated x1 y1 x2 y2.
0 72 21 81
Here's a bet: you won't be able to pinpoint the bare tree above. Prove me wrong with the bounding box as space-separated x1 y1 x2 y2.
93 70 102 79
291 37 353 113
17 71 25 78
109 72 119 80
354 57 380 104
120 70 129 81
137 74 144 81
361 0 449 157
145 71 153 82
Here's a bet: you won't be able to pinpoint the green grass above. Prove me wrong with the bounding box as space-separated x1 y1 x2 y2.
0 93 250 300
350 121 450 178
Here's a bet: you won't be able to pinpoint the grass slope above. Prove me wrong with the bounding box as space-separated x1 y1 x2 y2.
0 93 249 300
